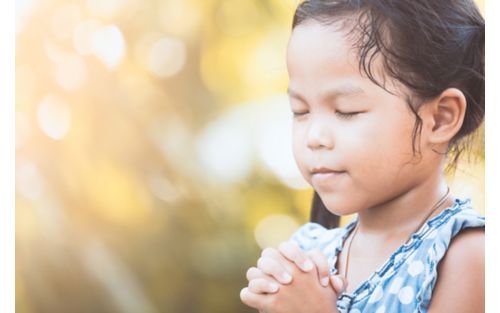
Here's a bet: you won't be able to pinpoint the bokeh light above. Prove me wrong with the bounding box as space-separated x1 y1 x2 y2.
147 36 186 78
36 94 71 140
254 214 300 249
91 25 126 69
195 105 254 184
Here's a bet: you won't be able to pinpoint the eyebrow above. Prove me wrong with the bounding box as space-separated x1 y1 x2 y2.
287 84 365 102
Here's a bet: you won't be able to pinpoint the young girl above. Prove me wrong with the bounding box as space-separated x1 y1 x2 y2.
240 0 484 312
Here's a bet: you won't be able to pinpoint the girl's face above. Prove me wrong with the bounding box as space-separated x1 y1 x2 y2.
287 21 438 216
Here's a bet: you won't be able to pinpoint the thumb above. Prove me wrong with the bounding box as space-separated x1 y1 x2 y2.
330 275 348 294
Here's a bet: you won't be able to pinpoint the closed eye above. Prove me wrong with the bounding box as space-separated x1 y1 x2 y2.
291 111 363 119
335 111 361 119
292 111 308 117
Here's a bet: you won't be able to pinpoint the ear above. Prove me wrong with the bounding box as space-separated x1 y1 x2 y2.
420 88 467 146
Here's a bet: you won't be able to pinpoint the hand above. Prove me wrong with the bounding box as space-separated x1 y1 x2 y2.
256 241 348 292
241 259 343 313
240 241 347 313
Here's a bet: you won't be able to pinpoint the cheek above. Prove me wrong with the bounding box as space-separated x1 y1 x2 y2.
291 127 310 178
345 115 417 184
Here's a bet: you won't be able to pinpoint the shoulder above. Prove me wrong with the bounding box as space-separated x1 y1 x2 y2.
427 227 484 313
439 227 484 275
447 226 484 256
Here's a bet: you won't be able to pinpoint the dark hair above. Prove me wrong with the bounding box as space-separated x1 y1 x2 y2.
292 0 485 229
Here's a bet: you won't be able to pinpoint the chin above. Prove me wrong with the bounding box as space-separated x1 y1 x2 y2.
318 193 360 216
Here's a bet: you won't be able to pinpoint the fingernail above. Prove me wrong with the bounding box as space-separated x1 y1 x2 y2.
301 260 314 271
281 272 292 283
269 283 279 292
321 277 329 287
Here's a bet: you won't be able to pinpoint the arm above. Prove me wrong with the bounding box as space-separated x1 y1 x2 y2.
427 228 484 313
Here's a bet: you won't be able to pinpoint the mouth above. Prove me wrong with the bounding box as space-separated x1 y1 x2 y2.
310 168 345 189
310 166 344 175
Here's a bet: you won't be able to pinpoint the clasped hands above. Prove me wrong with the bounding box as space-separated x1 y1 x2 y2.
240 241 347 313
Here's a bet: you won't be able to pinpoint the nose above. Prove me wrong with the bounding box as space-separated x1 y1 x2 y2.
306 116 334 150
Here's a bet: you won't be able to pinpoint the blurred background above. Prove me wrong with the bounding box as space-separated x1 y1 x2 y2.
15 0 484 312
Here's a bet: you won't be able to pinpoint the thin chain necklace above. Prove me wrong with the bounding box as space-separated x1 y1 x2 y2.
342 186 451 283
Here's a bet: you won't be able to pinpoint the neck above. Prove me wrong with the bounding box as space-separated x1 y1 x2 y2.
355 175 453 238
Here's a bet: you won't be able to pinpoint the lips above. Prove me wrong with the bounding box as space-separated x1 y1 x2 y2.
310 167 345 189
311 166 343 174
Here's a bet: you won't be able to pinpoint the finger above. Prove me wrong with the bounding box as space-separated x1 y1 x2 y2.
248 278 280 294
278 241 314 272
240 287 268 309
307 249 331 287
246 267 281 286
330 275 348 295
257 256 293 284
246 267 267 281
261 247 296 273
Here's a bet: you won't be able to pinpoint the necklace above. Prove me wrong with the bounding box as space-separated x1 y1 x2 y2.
342 186 451 283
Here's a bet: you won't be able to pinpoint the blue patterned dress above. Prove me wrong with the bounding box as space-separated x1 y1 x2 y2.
289 198 485 313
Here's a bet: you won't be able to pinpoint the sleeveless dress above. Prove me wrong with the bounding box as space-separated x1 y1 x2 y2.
289 198 485 313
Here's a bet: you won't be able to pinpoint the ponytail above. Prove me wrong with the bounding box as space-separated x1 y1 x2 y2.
309 191 340 229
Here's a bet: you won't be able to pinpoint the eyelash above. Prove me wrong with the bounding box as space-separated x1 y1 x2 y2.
335 111 360 119
292 111 361 119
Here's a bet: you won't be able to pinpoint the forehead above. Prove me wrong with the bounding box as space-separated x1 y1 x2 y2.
286 21 403 99
287 22 357 69
286 21 364 90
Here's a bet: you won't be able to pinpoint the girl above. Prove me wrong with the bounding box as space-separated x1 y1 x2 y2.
240 0 485 312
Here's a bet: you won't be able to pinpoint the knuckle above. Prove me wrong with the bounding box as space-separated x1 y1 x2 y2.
257 257 274 274
307 250 328 274
279 241 300 259
249 278 267 292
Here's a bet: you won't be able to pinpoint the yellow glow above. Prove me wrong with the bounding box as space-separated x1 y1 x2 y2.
200 33 263 103
82 160 153 226
254 214 299 248
73 19 102 55
292 188 314 220
476 0 484 14
53 53 88 91
15 64 37 108
158 0 201 38
243 187 290 229
86 0 127 19
50 3 83 40
448 160 485 214
15 112 31 149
